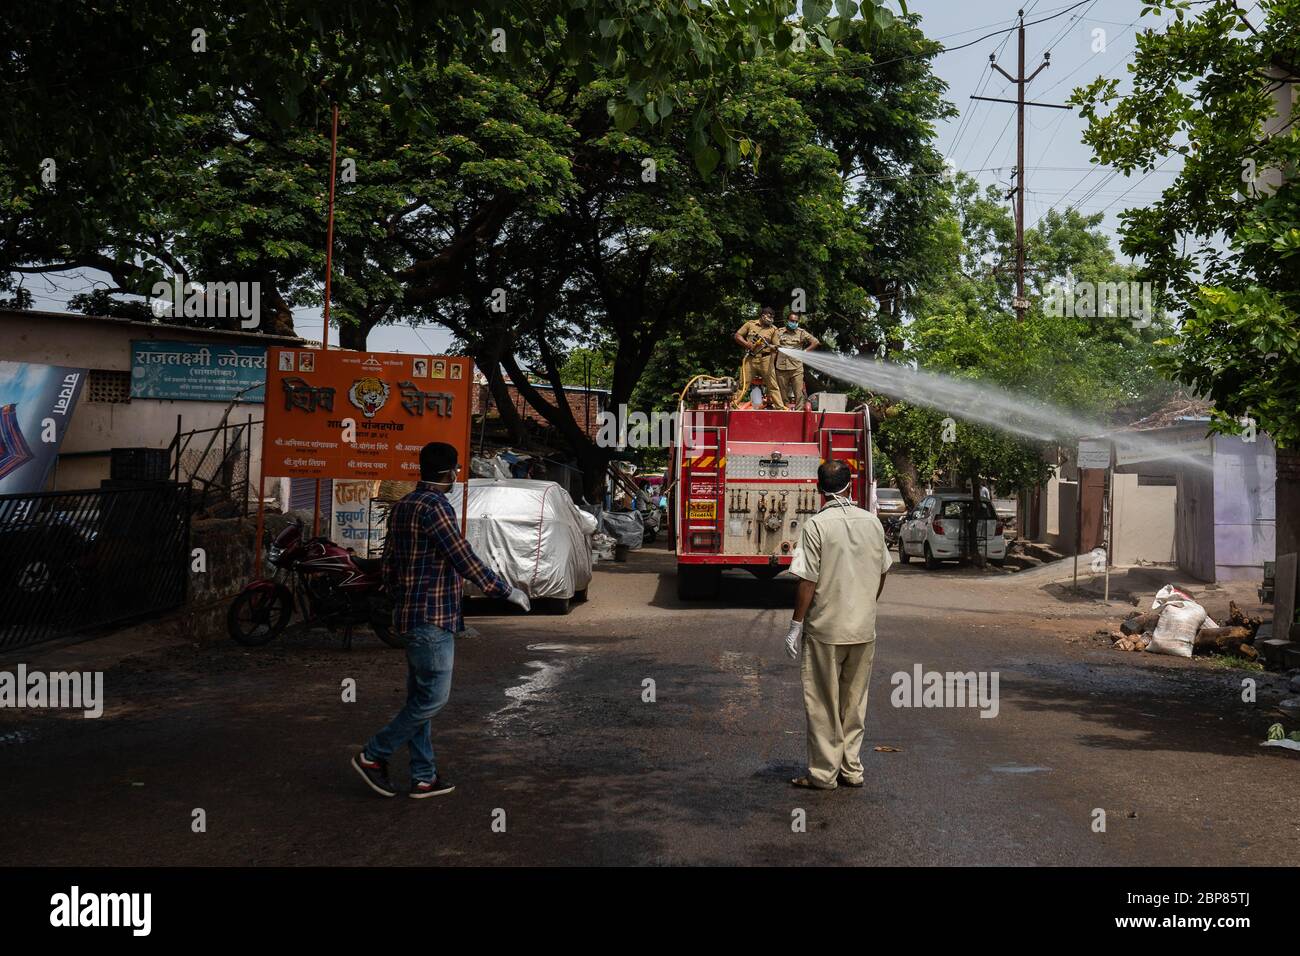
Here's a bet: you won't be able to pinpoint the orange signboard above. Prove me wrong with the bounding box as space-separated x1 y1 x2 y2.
261 348 473 481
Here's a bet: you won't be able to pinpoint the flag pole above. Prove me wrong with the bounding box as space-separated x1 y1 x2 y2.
313 103 340 538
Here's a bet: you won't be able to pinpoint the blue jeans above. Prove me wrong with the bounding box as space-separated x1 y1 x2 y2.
365 623 455 783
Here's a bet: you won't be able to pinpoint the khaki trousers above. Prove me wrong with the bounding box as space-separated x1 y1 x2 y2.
801 638 876 787
733 353 786 409
775 365 806 409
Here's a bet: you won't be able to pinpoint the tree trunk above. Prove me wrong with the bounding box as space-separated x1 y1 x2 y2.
969 469 985 567
1277 451 1300 572
477 358 529 446
336 316 373 351
889 448 924 513
261 284 296 338
577 444 613 503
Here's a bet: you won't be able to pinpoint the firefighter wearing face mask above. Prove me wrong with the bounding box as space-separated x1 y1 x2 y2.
732 306 786 409
774 312 819 410
783 460 891 791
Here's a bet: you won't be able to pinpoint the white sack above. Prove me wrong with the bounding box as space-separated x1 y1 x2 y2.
1148 600 1206 658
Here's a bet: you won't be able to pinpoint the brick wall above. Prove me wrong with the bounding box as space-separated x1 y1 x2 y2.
495 384 607 440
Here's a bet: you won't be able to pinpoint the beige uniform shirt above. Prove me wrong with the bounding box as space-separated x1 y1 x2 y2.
736 319 778 355
774 328 816 370
789 501 892 644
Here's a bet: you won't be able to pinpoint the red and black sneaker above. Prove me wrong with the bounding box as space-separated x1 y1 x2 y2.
410 777 456 799
351 751 397 797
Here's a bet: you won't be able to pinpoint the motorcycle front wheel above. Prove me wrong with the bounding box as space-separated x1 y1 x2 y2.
227 585 293 646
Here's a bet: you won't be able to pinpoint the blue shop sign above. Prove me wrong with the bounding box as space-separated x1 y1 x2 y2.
130 340 266 403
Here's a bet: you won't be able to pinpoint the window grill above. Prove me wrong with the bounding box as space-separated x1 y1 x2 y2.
86 368 132 404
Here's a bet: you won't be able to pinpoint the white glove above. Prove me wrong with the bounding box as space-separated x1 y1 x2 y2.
784 619 803 660
506 587 531 612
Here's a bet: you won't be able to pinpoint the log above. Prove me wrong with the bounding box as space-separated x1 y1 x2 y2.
1194 626 1254 652
1121 611 1161 636
1226 600 1262 634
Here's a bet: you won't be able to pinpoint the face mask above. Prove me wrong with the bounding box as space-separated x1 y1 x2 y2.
759 315 774 326
786 321 798 330
428 467 457 491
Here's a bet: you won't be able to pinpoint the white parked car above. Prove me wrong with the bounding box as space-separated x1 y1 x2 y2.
449 478 593 613
898 493 1007 569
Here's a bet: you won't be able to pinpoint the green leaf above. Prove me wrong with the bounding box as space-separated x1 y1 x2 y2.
804 0 833 25
693 144 720 178
613 102 639 132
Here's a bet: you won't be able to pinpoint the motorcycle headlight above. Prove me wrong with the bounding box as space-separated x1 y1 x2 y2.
267 543 284 564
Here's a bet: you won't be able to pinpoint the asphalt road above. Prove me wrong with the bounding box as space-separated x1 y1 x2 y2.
1 542 1295 866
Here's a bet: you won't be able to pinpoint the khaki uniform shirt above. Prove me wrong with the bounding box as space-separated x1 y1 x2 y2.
736 320 778 356
789 501 892 644
774 327 816 370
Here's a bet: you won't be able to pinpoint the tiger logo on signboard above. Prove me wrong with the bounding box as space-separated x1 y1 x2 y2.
348 377 390 419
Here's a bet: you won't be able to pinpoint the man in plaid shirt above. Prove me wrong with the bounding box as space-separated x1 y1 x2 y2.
353 442 530 799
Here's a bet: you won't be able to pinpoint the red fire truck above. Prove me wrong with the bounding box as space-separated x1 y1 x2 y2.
667 376 875 599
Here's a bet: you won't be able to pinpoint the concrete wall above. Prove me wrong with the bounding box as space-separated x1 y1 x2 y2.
1212 433 1275 581
1044 469 1061 537
1111 473 1176 565
1047 479 1078 554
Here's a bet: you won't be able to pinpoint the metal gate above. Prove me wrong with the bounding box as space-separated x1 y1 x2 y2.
0 483 192 650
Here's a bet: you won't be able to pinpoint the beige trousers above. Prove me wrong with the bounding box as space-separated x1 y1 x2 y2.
801 638 876 787
733 353 786 409
775 366 806 408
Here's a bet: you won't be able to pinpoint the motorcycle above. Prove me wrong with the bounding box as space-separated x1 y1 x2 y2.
226 518 400 648
882 514 903 550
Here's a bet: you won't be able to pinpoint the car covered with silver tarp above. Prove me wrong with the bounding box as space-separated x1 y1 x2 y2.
449 478 593 614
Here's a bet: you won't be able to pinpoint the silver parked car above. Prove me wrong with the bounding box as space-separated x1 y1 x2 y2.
899 493 1007 569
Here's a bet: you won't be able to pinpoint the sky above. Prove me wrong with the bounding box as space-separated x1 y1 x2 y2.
19 0 1193 355
918 0 1182 233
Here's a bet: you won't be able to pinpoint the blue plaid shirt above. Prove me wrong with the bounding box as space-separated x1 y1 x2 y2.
382 482 512 635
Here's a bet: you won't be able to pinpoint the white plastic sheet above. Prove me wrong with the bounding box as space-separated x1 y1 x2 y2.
449 479 594 600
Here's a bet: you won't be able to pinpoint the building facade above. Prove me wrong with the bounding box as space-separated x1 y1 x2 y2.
1 308 302 492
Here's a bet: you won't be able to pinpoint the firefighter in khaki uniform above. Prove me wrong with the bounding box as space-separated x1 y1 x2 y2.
732 307 786 409
773 312 819 410
783 460 891 790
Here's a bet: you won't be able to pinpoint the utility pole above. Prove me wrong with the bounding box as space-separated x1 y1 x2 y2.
971 10 1070 321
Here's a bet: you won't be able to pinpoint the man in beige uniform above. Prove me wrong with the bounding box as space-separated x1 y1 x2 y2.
732 306 786 409
784 459 891 789
773 312 819 410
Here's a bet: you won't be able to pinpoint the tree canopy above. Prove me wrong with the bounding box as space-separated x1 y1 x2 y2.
1073 0 1300 446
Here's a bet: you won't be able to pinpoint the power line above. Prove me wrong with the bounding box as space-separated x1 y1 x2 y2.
1096 153 1177 215
1028 10 1180 225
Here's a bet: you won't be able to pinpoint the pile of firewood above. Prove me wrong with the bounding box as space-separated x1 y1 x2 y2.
1115 601 1263 660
